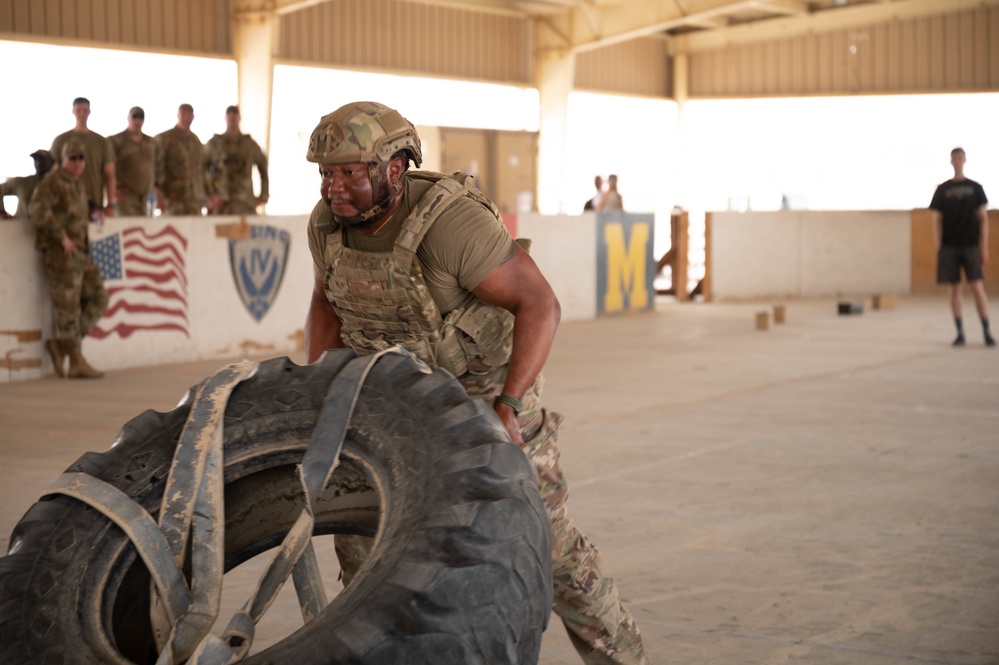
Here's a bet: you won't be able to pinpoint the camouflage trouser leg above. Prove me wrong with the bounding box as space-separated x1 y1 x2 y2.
45 253 109 344
78 256 109 338
522 409 650 665
118 192 146 217
333 404 650 665
166 199 203 216
44 254 82 344
221 198 258 215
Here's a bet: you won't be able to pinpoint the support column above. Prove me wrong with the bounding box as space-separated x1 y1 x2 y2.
535 44 575 215
672 50 688 200
232 10 276 155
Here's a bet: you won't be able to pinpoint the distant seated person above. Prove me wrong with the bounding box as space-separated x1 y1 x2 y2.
597 173 623 211
583 174 602 212
0 149 55 221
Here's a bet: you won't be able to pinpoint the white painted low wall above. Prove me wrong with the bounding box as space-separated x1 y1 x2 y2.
709 210 911 301
1 215 314 383
1 211 614 383
518 212 598 322
1 206 926 380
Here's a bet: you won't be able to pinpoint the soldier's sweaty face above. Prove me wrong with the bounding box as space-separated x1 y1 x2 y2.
319 162 374 220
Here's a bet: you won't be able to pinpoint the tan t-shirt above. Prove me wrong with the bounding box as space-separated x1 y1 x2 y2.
50 130 115 207
307 175 513 315
109 131 158 198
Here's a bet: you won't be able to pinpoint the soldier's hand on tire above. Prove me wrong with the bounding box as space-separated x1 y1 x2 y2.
494 403 525 447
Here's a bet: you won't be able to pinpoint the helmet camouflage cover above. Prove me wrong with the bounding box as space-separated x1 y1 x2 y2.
306 101 423 167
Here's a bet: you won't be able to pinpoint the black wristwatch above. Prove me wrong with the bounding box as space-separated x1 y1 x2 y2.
493 393 522 414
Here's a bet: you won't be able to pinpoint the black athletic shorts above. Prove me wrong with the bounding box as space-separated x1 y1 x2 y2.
937 245 984 284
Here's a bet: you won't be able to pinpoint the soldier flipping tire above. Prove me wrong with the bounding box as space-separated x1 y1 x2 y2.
0 350 553 664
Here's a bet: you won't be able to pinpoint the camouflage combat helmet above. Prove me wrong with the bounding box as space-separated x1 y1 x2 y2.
307 101 422 224
306 101 422 167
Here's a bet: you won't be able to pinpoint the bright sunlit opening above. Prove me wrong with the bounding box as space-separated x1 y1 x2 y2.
3 38 997 245
680 94 999 213
0 41 237 215
266 64 541 214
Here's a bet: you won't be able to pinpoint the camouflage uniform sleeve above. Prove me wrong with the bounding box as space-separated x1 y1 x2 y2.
154 134 166 190
28 179 63 244
204 137 227 200
254 140 269 202
153 135 163 171
203 136 218 196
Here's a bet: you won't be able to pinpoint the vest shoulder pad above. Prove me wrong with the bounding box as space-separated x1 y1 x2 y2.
396 171 502 252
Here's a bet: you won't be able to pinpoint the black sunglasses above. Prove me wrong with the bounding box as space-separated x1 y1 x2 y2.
67 154 86 161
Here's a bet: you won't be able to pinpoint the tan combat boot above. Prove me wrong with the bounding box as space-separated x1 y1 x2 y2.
67 349 104 379
46 339 67 378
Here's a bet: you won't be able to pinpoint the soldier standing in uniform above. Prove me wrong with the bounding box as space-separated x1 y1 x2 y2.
50 97 117 221
28 139 108 379
0 149 54 220
155 103 220 215
205 105 269 215
109 106 159 217
304 102 651 665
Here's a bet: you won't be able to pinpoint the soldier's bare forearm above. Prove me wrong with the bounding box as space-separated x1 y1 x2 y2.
305 281 345 363
503 297 560 401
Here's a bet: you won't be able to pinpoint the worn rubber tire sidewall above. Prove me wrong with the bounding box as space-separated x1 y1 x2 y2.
0 350 552 665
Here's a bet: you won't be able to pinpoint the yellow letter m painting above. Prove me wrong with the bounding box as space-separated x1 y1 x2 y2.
597 214 655 315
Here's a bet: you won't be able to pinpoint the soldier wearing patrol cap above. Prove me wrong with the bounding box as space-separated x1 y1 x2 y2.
304 101 650 665
155 103 220 215
28 138 108 379
109 106 160 217
0 149 54 220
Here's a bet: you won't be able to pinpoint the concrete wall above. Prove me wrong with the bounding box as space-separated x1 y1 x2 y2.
1 215 313 383
519 212 598 322
1 210 656 383
706 210 912 301
519 211 658 320
20 206 975 382
910 208 999 296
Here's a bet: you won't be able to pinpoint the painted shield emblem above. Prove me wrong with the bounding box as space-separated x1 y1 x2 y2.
229 225 291 321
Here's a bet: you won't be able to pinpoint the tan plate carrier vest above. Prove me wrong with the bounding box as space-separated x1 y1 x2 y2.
322 171 542 409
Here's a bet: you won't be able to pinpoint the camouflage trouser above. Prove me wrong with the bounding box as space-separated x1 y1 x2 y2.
43 250 109 345
165 198 203 216
219 197 258 215
118 191 146 217
334 406 650 665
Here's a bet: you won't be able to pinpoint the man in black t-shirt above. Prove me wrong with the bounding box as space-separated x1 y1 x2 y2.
929 147 994 347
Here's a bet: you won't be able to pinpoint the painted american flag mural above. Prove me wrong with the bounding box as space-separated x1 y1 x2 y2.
88 225 190 339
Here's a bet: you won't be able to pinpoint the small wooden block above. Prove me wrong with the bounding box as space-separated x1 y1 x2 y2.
872 294 896 310
773 304 787 324
756 310 773 330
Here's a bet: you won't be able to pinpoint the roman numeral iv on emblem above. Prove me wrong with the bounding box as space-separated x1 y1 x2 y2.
229 225 291 321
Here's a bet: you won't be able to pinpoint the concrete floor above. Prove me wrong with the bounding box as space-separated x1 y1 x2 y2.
1 296 997 664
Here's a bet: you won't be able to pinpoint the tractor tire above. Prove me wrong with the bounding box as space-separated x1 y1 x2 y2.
0 350 552 664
